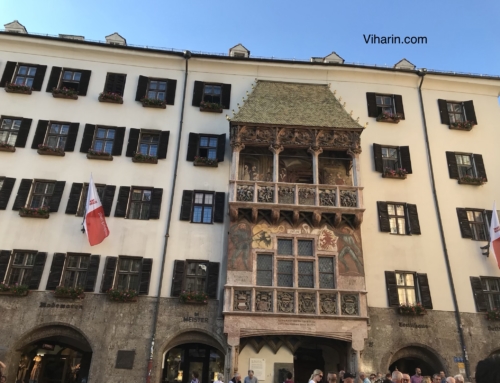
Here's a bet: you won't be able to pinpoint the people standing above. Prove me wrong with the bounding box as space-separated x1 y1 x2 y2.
342 372 355 383
214 373 225 383
191 371 200 383
421 378 431 383
231 373 242 383
309 369 324 383
327 372 337 383
439 372 446 383
452 375 464 383
245 370 258 383
402 374 411 383
445 378 455 383
391 371 403 383
339 370 345 383
475 355 500 383
285 372 294 383
431 374 441 383
359 372 370 383
411 369 423 383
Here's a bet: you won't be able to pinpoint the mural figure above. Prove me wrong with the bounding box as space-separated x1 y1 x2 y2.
279 168 287 182
252 230 272 248
318 226 338 251
229 223 252 270
335 172 345 185
337 226 364 274
243 165 251 181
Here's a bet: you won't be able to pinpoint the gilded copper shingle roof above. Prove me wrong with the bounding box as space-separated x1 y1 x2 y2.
231 80 363 129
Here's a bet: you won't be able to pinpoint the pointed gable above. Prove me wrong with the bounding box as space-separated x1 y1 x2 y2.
323 51 344 64
4 20 27 34
105 32 127 46
394 58 416 70
229 43 250 58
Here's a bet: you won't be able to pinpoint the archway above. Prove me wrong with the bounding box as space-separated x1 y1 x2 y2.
489 349 500 357
388 345 445 377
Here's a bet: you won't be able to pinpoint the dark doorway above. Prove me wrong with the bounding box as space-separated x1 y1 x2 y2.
294 347 324 383
390 357 434 376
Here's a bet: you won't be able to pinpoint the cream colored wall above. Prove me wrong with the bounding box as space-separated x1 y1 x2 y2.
238 344 293 383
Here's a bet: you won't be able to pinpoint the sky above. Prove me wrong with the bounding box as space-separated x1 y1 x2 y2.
1 0 499 76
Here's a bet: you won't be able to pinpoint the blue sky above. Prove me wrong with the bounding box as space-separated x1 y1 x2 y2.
1 0 499 76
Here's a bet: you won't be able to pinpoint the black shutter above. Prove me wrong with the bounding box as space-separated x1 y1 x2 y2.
473 154 487 182
214 192 225 223
112 127 126 156
135 75 149 101
28 252 47 289
446 151 459 179
139 258 153 295
180 190 193 221
15 118 32 148
0 177 16 210
366 92 378 117
406 204 421 235
46 67 62 92
399 146 412 174
102 185 116 217
0 61 17 87
45 253 66 290
463 100 477 125
192 81 204 107
456 208 473 239
104 73 116 93
186 133 199 161
373 143 383 173
149 188 163 220
0 250 11 282
12 179 33 210
470 277 487 312
217 134 226 162
385 271 399 307
126 128 140 157
171 260 185 297
438 99 450 125
31 120 49 149
114 74 126 95
78 70 91 96
84 255 100 292
80 124 96 153
207 262 220 299
100 256 117 292
49 181 66 213
221 84 232 109
417 273 433 309
377 201 390 232
485 210 493 234
114 186 130 218
31 65 47 91
65 183 83 215
166 79 177 105
64 123 80 152
393 95 405 120
157 131 170 159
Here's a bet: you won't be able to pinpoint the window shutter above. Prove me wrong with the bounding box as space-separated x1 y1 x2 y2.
49 181 66 213
65 183 83 215
149 188 163 219
384 271 399 307
192 81 204 107
470 277 487 312
377 202 390 232
463 100 477 125
214 192 225 223
78 70 91 96
64 123 80 152
171 260 185 297
399 146 412 174
12 179 33 210
166 79 177 105
445 151 459 179
438 99 450 125
135 75 149 101
125 128 140 157
180 190 193 221
0 61 17 87
45 67 62 92
28 252 47 290
112 127 126 156
186 133 199 161
102 185 116 217
217 134 226 162
104 73 116 93
406 204 421 235
157 131 170 159
80 124 96 153
0 177 16 210
84 255 100 292
45 253 66 290
207 262 220 299
15 118 33 148
31 120 49 149
114 186 130 218
0 250 11 282
393 95 405 119
221 83 232 109
100 256 117 292
416 273 433 309
473 154 487 182
114 74 126 95
373 143 383 173
366 92 378 117
485 210 493 234
31 65 47 91
456 208 473 239
139 258 153 295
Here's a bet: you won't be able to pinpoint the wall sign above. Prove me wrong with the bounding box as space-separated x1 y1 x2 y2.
398 322 429 329
488 325 500 332
249 358 265 381
39 302 83 309
183 312 209 323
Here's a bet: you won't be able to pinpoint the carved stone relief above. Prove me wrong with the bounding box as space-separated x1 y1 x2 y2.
320 294 337 315
234 290 251 311
340 190 357 207
298 293 316 314
237 185 254 202
277 291 294 313
258 186 274 203
341 294 359 315
255 291 273 312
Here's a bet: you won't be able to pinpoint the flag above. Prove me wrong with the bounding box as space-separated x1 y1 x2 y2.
83 175 109 246
489 201 500 269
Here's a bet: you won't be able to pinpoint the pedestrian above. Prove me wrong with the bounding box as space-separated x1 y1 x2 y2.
191 371 200 383
285 372 294 383
445 378 454 383
392 371 403 383
339 370 345 383
411 368 423 383
360 372 370 383
342 372 355 383
475 355 500 383
431 374 441 383
439 372 446 383
327 372 337 383
0 376 6 383
369 374 376 382
231 373 242 383
215 373 225 383
402 374 410 383
309 370 324 383
245 370 258 383
453 375 464 383
422 377 431 383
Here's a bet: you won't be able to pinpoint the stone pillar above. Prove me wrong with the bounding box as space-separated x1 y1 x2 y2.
226 336 241 379
308 146 323 185
230 143 245 180
269 144 284 182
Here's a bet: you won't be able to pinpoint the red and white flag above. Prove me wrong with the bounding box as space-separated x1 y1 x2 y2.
83 175 109 246
489 201 500 269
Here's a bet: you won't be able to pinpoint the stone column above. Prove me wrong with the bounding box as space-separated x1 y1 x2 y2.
308 146 323 185
269 144 284 182
230 143 245 180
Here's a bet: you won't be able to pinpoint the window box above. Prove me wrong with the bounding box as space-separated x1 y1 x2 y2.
382 168 407 180
19 206 50 219
0 143 16 152
179 291 209 304
0 283 29 297
52 87 78 100
132 153 158 164
4 82 32 95
450 121 475 131
458 176 485 186
398 303 426 316
53 286 85 300
486 309 500 321
193 156 218 167
376 113 402 124
199 101 223 113
141 98 166 109
37 145 65 157
98 92 123 104
87 150 113 161
107 289 138 303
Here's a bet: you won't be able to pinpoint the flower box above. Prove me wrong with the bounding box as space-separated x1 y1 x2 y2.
87 150 113 161
376 113 401 124
5 82 32 95
0 283 29 297
37 145 65 157
382 173 407 180
398 304 426 316
54 286 85 300
200 101 223 113
194 157 218 167
19 206 50 219
383 168 408 179
98 92 123 104
132 153 158 164
179 291 209 304
458 176 485 186
141 98 166 109
0 144 16 152
52 88 79 100
486 309 500 321
449 121 475 131
107 289 138 303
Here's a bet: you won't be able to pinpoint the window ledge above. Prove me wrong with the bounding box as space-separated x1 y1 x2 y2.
19 211 50 219
54 291 85 300
0 146 16 153
376 116 401 124
5 87 32 95
0 290 29 297
398 307 427 316
132 156 158 164
141 100 166 109
382 173 407 180
87 153 113 161
52 92 78 100
37 149 65 157
458 179 485 186
194 160 219 168
200 106 223 113
98 95 123 104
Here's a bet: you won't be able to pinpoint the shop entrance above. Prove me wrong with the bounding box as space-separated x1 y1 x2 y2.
294 348 324 383
389 346 444 377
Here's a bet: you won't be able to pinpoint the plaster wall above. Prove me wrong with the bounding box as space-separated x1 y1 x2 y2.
238 345 293 383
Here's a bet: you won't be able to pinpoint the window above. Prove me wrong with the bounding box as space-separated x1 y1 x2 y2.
186 133 226 163
278 239 293 255
298 240 313 256
198 136 218 160
481 278 500 311
185 261 208 292
203 84 222 104
77 184 106 217
14 65 37 87
45 122 69 150
447 102 464 124
179 190 225 223
396 272 417 305
103 73 127 96
192 192 214 223
63 254 89 288
128 189 152 220
277 260 293 287
377 202 421 235
117 258 141 291
298 261 314 287
6 252 36 285
170 260 219 297
366 93 405 120
0 117 21 146
319 257 335 289
147 79 167 101
376 95 395 115
30 181 55 208
382 147 399 170
256 254 273 286
456 154 474 178
446 152 487 182
93 127 115 154
456 208 490 241
385 271 433 309
373 144 412 175
192 81 231 109
138 133 159 157
388 203 406 235
61 70 81 91
438 99 477 128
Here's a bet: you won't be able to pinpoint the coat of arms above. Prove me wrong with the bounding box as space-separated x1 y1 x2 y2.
234 290 250 311
320 294 337 314
341 294 358 315
256 291 272 312
277 292 294 313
